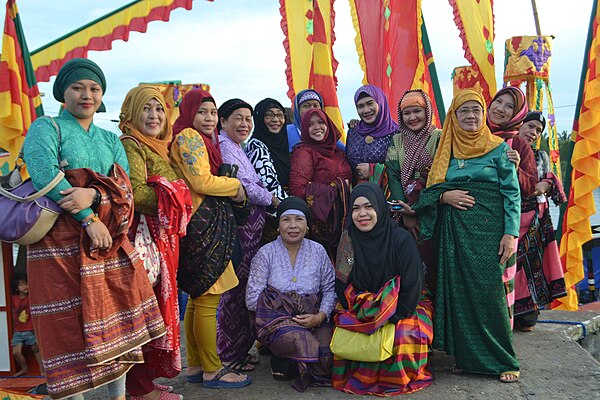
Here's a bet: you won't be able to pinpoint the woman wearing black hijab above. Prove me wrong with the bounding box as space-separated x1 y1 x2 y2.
332 183 433 396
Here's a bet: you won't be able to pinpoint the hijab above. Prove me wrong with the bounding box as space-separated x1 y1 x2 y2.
276 196 312 226
292 89 324 131
298 108 341 158
348 183 404 293
53 58 107 112
119 85 171 161
487 86 528 138
173 88 222 175
251 98 290 186
218 98 253 129
395 89 436 191
352 85 398 138
427 89 504 187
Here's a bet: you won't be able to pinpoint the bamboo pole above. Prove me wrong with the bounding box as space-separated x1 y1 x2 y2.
531 0 542 36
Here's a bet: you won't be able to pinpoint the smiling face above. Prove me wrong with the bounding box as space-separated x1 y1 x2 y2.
192 101 218 136
63 79 102 123
352 196 378 232
307 113 327 142
518 120 544 144
356 95 379 125
137 98 166 138
299 99 321 119
264 107 285 133
401 106 427 132
279 213 308 246
488 93 515 125
220 107 253 144
456 100 484 132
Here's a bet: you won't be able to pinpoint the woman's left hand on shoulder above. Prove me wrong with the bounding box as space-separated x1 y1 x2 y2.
507 149 520 167
498 234 515 264
57 187 96 214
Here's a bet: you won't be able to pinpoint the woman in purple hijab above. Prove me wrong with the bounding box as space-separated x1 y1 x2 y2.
345 85 398 188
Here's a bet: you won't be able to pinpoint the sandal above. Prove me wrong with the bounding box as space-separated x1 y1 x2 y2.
202 367 252 389
225 358 255 372
500 371 520 383
271 369 292 381
153 383 173 392
244 354 260 365
185 372 203 383
130 391 183 400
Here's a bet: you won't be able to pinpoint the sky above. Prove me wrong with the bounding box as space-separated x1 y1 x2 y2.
3 0 595 135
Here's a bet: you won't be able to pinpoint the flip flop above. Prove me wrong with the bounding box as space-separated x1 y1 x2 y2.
154 383 174 392
185 372 203 383
244 354 260 365
202 367 252 389
500 371 520 383
226 359 255 372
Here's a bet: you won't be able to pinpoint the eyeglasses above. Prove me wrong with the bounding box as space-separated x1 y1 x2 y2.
264 111 285 120
456 107 483 116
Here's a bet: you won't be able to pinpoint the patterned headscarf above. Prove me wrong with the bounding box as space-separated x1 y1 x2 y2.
487 86 528 138
119 85 172 161
53 58 107 112
298 108 341 157
352 85 398 139
427 90 504 187
292 89 324 131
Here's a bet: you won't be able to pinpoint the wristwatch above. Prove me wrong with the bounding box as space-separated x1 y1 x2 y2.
91 189 101 210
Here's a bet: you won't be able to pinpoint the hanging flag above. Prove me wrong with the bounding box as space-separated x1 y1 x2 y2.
31 0 194 83
449 0 496 104
555 0 600 311
349 0 444 125
0 0 44 175
280 0 345 141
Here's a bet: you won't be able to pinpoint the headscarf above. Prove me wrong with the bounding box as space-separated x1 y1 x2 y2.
251 98 290 186
292 89 324 131
173 89 222 175
427 89 504 187
53 58 107 112
217 98 253 131
348 183 403 293
523 111 546 132
487 86 528 138
276 196 312 226
352 85 398 139
119 85 171 161
298 108 341 157
395 89 436 191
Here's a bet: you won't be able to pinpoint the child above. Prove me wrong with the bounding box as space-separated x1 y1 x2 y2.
11 275 42 377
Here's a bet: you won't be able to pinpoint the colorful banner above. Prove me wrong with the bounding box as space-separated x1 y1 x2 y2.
279 0 345 141
449 0 496 104
141 81 210 124
349 0 443 126
30 0 194 82
556 0 600 311
0 0 44 175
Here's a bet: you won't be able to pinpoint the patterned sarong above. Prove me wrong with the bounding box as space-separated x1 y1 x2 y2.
27 165 166 399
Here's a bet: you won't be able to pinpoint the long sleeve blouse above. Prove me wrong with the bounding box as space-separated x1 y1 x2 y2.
244 138 288 202
246 237 336 315
23 111 129 221
289 146 352 198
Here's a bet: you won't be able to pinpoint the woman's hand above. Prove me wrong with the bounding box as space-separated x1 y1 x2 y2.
84 219 112 250
271 194 280 208
347 119 359 129
389 200 416 216
402 214 420 240
533 181 551 196
507 149 521 167
440 190 475 210
292 312 325 329
355 163 370 180
231 185 245 203
498 234 515 264
57 187 96 214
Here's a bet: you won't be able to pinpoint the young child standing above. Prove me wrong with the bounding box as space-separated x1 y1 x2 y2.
11 275 42 377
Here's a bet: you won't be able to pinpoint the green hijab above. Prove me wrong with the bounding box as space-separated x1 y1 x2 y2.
53 58 107 112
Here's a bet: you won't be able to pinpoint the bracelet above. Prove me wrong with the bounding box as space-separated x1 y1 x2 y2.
439 192 445 204
82 214 100 228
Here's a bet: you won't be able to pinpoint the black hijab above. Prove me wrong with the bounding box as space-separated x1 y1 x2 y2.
252 98 291 186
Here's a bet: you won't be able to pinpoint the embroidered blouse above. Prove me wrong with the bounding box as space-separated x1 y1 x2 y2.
244 138 288 202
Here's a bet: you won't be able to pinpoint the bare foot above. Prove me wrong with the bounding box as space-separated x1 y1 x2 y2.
15 368 29 377
204 367 247 383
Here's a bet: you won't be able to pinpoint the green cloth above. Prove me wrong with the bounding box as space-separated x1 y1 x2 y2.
23 110 129 221
121 137 180 216
53 58 107 112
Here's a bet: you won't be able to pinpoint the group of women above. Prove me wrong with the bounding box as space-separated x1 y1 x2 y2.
19 57 567 399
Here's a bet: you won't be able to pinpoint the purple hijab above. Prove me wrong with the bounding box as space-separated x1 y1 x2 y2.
353 85 398 139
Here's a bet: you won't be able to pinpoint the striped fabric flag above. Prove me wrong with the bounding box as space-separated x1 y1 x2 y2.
349 0 444 126
31 0 194 83
555 0 600 311
0 0 43 174
280 0 345 141
449 0 496 104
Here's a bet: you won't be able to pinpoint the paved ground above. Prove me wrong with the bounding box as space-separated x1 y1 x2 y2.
83 309 600 400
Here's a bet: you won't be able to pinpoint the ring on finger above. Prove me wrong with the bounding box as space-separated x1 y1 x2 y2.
458 201 464 206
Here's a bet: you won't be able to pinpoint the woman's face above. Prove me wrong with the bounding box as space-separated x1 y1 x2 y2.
456 100 484 132
264 107 285 134
488 93 515 125
518 120 544 144
352 196 377 232
355 95 379 125
192 101 218 136
279 214 308 246
299 99 321 119
137 98 166 138
63 79 103 121
401 106 427 132
220 108 253 144
308 114 327 142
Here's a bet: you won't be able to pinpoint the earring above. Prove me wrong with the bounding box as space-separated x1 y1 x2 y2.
277 228 280 232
